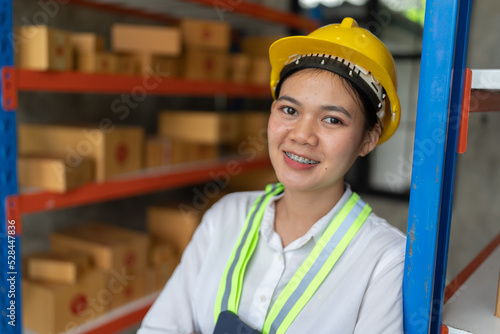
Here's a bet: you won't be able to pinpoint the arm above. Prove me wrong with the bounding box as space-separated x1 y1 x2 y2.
137 211 214 334
353 249 405 334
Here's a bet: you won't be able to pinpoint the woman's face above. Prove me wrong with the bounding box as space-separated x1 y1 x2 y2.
268 69 379 194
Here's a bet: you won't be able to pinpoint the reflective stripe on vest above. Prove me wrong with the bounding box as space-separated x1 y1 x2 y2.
214 183 372 334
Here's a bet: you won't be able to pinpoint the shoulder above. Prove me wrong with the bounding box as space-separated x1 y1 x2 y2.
353 210 406 270
200 190 266 232
207 190 265 214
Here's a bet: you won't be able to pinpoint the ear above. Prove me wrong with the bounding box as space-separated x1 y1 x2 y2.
359 123 382 157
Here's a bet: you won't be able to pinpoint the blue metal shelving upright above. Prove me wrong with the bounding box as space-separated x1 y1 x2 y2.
0 0 21 333
403 0 473 333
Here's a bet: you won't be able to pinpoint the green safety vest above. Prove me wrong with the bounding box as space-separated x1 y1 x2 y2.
214 183 372 334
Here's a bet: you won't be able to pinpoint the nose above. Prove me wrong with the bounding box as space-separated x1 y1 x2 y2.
289 116 318 146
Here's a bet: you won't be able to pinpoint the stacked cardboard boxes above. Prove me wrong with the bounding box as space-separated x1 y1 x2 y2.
18 124 144 185
15 22 277 86
50 223 150 310
111 23 182 77
180 19 231 81
22 250 105 334
16 25 73 71
155 110 239 165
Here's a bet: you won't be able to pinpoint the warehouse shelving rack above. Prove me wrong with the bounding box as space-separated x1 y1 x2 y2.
404 0 500 333
0 1 319 334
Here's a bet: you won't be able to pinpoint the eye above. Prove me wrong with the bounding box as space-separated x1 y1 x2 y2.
324 116 344 125
281 106 297 116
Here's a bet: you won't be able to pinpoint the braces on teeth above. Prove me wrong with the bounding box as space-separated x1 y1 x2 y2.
286 152 319 164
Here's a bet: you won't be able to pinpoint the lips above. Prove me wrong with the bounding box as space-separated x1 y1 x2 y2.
284 151 319 165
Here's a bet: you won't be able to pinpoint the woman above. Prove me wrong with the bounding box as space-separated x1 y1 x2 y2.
138 17 405 334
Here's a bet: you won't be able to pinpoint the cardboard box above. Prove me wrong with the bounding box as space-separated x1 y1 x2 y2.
77 52 118 74
144 136 172 168
116 54 140 75
183 49 228 81
228 167 278 192
158 111 238 145
248 56 271 85
147 204 200 254
242 36 282 57
23 269 106 334
233 111 269 157
149 242 179 267
180 19 231 51
111 24 181 56
18 155 93 193
148 242 179 291
24 251 92 285
105 269 146 310
18 124 144 182
133 53 180 77
170 140 220 164
15 25 73 71
51 223 150 274
71 32 105 55
229 53 251 83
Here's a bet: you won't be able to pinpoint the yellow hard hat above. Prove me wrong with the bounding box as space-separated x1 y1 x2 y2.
269 17 400 144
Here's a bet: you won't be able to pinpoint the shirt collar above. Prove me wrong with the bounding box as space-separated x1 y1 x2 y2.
259 183 354 250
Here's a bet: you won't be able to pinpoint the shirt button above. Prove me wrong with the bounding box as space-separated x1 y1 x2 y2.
277 254 283 262
260 295 267 303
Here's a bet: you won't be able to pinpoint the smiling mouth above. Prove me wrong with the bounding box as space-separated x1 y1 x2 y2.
285 152 320 165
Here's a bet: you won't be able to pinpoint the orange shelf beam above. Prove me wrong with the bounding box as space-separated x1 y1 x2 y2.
17 69 271 97
65 0 319 32
187 0 319 32
19 157 272 214
65 0 178 24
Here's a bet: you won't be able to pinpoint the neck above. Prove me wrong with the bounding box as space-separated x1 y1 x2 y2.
274 182 345 247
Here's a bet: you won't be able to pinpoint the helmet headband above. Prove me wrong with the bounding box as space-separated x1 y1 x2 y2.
275 54 386 113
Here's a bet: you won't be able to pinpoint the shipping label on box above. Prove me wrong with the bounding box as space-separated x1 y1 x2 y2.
23 269 107 334
180 19 231 51
112 24 181 56
158 111 238 145
183 49 228 81
51 223 150 274
18 124 144 182
16 25 73 71
18 155 94 193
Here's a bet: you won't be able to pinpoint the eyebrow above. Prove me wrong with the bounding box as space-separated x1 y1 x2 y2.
277 95 352 119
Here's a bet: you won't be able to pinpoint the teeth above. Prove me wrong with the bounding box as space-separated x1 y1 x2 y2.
285 152 319 164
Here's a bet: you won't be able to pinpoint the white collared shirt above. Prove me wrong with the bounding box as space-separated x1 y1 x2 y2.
138 185 406 334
